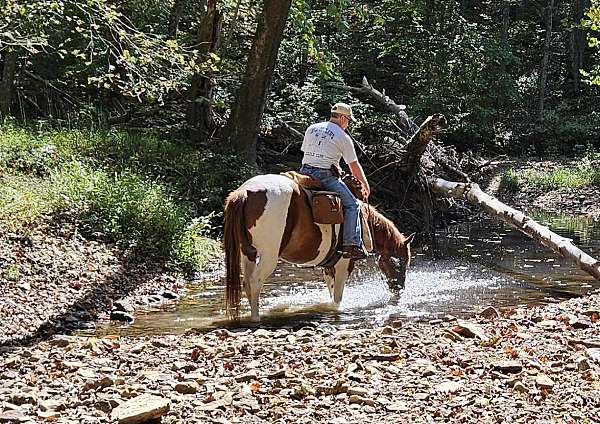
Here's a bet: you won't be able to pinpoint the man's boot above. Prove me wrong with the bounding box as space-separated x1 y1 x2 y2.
341 245 367 260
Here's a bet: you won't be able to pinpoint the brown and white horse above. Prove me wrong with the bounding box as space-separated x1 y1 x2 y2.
224 174 415 321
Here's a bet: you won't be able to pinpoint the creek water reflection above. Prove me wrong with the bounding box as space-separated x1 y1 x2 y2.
94 211 600 336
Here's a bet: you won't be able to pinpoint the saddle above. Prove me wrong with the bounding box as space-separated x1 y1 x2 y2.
281 170 373 267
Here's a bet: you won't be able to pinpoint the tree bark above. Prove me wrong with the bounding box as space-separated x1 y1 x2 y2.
401 114 447 175
221 0 242 53
0 49 18 118
430 178 600 281
567 0 590 94
225 0 292 163
186 0 222 141
167 0 187 38
537 0 554 125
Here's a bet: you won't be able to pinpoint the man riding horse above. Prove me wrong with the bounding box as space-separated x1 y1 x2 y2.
299 102 370 261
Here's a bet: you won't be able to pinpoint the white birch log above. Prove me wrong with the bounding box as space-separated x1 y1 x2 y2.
430 177 600 281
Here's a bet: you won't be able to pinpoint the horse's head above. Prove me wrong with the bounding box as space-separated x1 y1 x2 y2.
377 232 415 291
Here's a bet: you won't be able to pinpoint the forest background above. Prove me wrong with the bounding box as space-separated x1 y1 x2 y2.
1 0 600 270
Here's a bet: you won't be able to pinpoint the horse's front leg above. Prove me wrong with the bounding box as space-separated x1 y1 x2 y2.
323 258 354 305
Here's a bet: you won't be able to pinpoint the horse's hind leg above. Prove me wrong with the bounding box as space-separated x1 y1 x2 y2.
242 252 278 322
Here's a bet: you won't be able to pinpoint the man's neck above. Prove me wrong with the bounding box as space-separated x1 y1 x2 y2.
329 119 345 130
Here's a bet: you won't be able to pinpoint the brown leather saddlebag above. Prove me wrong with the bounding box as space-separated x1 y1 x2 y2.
312 191 344 224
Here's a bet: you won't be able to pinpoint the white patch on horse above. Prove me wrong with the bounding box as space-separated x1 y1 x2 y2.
299 223 340 267
246 175 293 256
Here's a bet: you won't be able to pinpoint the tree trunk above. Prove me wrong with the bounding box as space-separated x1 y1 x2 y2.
567 0 590 94
0 49 18 118
430 178 600 281
168 0 187 38
501 2 510 46
186 0 222 141
537 0 554 125
221 0 242 53
225 0 292 163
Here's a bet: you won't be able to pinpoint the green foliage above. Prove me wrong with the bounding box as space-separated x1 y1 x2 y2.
501 159 600 192
532 106 600 156
1 0 206 103
583 2 600 85
174 214 221 270
500 168 520 193
0 124 238 269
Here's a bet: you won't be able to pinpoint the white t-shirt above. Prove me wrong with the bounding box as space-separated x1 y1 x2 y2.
300 121 358 168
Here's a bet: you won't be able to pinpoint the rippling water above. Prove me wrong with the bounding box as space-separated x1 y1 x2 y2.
93 211 600 336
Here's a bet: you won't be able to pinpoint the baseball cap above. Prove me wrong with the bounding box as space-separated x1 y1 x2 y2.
331 102 357 122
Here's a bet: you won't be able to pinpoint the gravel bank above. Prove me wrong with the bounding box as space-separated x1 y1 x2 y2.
1 294 599 423
0 223 190 346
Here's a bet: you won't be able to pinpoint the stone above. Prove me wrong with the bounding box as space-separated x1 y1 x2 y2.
569 314 592 329
453 320 487 339
39 399 65 412
235 371 258 383
110 394 170 424
535 374 554 389
491 361 522 374
347 386 369 396
253 329 271 337
48 335 76 347
381 326 395 335
113 299 135 313
10 392 37 406
414 392 429 401
513 382 529 394
586 348 600 365
110 311 135 323
37 410 60 420
348 395 376 406
386 401 409 412
435 381 463 394
196 393 233 411
0 410 27 423
537 320 558 330
480 306 500 319
162 290 179 300
422 366 436 377
174 381 199 394
577 357 591 371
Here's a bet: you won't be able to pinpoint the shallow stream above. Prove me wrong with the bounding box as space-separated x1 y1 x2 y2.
94 211 600 336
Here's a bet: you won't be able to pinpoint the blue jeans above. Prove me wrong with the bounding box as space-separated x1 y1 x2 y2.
300 164 362 247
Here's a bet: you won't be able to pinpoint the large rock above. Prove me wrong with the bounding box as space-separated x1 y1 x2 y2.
453 320 488 339
491 361 522 374
0 410 27 423
110 394 170 424
535 374 555 389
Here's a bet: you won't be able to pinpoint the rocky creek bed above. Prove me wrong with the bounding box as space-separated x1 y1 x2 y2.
1 295 600 423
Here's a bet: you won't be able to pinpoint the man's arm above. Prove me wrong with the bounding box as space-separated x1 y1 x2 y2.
348 160 370 199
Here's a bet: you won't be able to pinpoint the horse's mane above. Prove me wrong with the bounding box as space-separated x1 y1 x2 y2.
362 203 405 249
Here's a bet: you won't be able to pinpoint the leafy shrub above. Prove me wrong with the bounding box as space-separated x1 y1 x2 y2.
0 126 238 269
174 214 221 270
499 168 520 192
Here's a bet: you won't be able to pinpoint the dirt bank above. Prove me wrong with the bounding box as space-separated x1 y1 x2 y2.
481 159 600 217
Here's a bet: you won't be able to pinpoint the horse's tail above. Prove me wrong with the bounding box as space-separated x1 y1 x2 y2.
224 188 249 320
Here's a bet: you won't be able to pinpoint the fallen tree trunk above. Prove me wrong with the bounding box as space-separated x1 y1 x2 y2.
431 178 600 281
329 77 418 136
